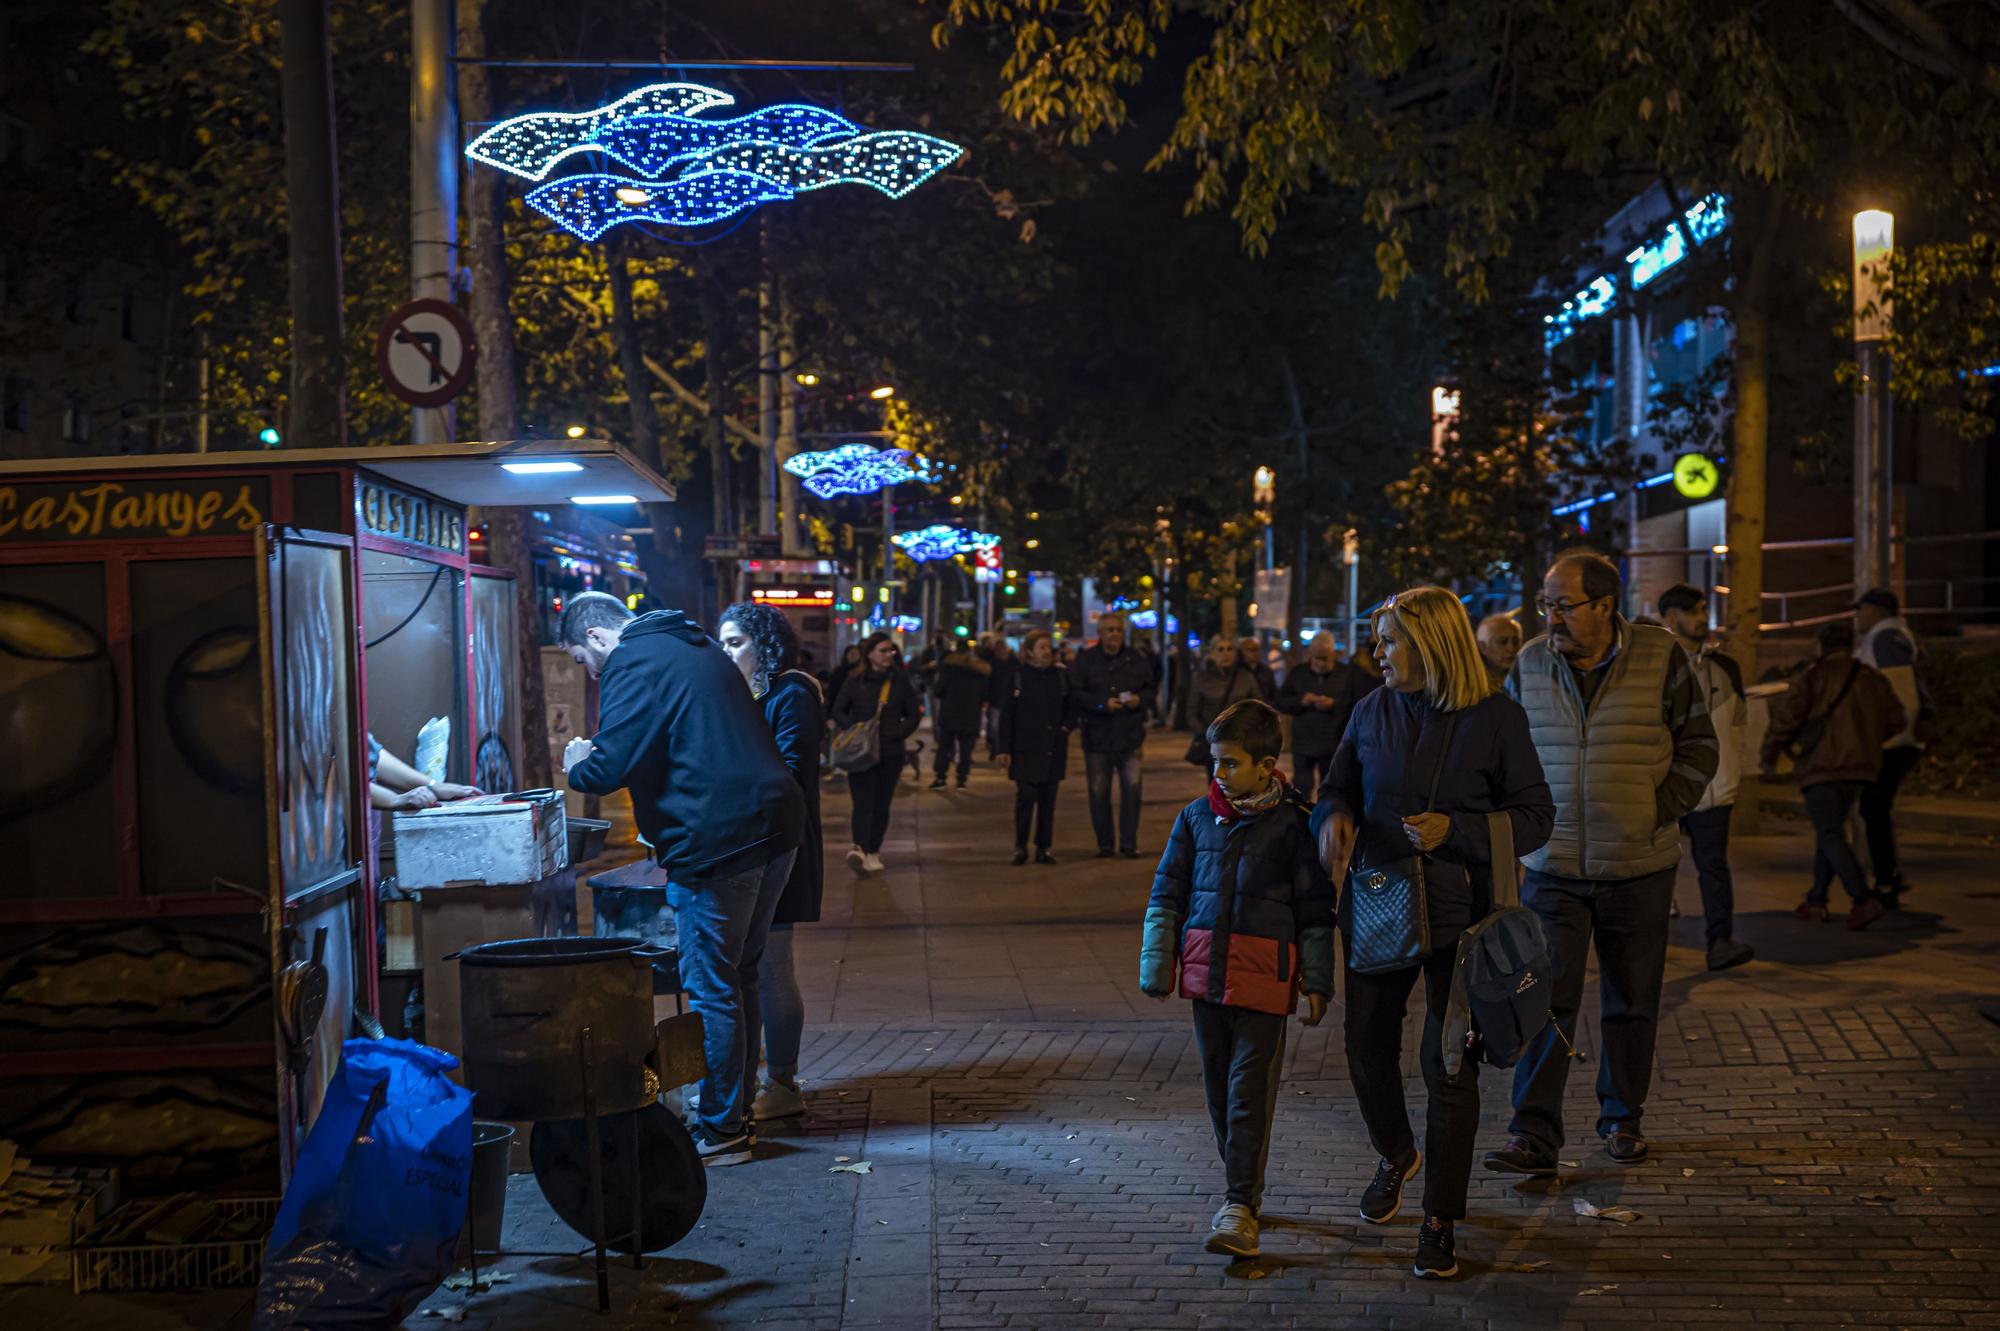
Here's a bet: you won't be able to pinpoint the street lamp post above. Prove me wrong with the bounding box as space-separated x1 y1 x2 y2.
1852 209 1894 599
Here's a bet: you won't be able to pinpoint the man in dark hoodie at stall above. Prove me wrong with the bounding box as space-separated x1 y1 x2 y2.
559 592 805 1166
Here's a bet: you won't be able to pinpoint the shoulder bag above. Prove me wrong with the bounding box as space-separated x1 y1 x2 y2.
1345 710 1459 975
1442 809 1554 1078
830 678 893 773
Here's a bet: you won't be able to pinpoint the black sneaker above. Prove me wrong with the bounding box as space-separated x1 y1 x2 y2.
955 777 968 790
1096 848 1116 859
1119 848 1141 860
692 1124 753 1167
1012 847 1029 866
1412 1216 1458 1279
1359 1148 1421 1224
1706 938 1755 971
1482 1136 1558 1177
929 777 948 790
1035 849 1056 865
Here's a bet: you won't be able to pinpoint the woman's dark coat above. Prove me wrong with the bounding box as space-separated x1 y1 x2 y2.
832 665 925 752
996 662 1076 784
762 670 825 925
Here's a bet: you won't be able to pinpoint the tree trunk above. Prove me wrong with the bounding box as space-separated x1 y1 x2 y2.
278 0 345 448
458 0 547 787
1726 187 1786 834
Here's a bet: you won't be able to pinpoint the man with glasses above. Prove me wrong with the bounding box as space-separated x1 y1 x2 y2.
1485 553 1717 1175
1072 612 1158 858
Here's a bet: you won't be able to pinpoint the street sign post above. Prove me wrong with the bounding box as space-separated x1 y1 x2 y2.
375 298 478 409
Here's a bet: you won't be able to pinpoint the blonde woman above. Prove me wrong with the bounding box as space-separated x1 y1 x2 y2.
1312 586 1554 1279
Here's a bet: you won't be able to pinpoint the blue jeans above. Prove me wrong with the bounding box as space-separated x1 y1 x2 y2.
1507 866 1675 1152
1084 748 1143 853
755 925 805 1085
669 849 797 1138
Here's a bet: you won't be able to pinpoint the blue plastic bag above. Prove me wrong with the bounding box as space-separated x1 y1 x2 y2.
254 1038 474 1329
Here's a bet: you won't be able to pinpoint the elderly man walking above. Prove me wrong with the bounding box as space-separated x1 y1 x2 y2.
1485 553 1717 1174
1072 612 1158 858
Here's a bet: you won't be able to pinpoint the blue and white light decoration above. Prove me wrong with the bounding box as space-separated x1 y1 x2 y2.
892 525 1001 563
783 443 927 499
1543 194 1729 351
465 82 965 241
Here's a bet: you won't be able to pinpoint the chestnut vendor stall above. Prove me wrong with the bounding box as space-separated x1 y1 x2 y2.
0 439 674 1206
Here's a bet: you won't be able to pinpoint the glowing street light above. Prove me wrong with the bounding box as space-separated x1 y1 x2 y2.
1853 208 1894 595
565 424 587 438
796 372 820 387
869 385 895 400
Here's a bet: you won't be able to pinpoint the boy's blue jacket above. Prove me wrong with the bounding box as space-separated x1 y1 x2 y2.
1140 779 1335 1014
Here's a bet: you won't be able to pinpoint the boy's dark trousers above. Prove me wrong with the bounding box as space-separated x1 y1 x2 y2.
1191 998 1288 1211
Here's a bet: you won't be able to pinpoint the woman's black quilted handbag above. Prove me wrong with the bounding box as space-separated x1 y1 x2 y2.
1345 711 1459 975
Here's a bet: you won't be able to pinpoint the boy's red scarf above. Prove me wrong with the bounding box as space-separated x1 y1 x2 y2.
1207 771 1287 823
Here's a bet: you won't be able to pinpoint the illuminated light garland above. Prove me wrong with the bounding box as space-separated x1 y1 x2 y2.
465 82 736 181
784 443 926 498
782 442 884 480
525 169 794 241
592 104 860 176
892 524 999 562
697 131 964 200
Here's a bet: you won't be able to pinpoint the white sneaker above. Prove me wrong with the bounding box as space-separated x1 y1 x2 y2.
846 845 867 876
752 1079 806 1121
863 852 884 874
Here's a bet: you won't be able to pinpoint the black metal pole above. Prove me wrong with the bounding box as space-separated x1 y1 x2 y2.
580 1027 610 1313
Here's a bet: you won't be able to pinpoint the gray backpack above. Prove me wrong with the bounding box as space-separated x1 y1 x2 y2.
1443 811 1553 1078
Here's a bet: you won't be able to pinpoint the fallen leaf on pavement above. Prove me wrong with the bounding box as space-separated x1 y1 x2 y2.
1066 1158 1081 1166
1512 1260 1551 1272
835 1156 851 1163
1559 1160 1581 1169
830 1161 873 1175
1573 1198 1642 1223
1578 1284 1619 1297
424 1310 467 1323
442 1273 513 1292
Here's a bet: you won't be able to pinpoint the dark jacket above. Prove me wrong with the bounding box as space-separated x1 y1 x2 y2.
1761 650 1907 787
1141 784 1336 1015
832 666 924 752
996 662 1076 784
932 649 993 733
1313 687 1554 933
1276 662 1369 757
568 610 804 884
1248 659 1277 701
762 670 825 925
1071 644 1158 754
1188 664 1263 740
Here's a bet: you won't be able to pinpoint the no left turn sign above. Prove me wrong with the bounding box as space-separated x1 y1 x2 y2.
375 298 478 409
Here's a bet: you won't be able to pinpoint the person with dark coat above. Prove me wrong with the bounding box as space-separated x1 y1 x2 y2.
1762 620 1907 930
1314 586 1554 1280
1187 636 1263 762
1141 699 1335 1261
982 635 1017 759
1238 636 1278 700
1071 612 1159 858
831 632 924 876
929 643 993 788
1276 632 1369 802
996 630 1076 864
718 603 824 1122
559 593 804 1164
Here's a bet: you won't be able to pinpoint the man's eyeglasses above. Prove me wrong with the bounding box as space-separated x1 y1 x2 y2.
1535 594 1610 618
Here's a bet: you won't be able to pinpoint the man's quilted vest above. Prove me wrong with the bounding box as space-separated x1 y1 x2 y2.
1515 621 1681 881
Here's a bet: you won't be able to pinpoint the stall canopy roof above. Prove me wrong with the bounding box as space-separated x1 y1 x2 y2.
0 438 676 506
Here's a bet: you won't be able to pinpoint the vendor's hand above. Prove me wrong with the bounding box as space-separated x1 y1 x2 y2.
1301 993 1328 1027
563 736 596 774
429 782 481 800
1402 811 1451 853
390 786 440 811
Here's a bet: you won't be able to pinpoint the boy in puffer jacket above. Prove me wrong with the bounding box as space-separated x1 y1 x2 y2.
1140 699 1336 1260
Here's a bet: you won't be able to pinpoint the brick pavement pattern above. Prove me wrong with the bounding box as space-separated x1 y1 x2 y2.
14 739 1992 1330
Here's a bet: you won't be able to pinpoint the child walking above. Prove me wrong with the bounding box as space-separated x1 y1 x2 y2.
1140 699 1336 1258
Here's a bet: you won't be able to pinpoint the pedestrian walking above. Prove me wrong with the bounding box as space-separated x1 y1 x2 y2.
831 633 924 877
996 630 1076 864
1484 552 1718 1177
1854 589 1928 906
718 603 824 1122
1139 699 1334 1261
982 635 1016 759
1762 621 1907 929
1657 585 1756 970
1276 631 1368 803
558 593 804 1165
1072 612 1158 859
1475 614 1523 693
1187 636 1263 766
929 640 992 789
1238 635 1277 700
1315 587 1553 1279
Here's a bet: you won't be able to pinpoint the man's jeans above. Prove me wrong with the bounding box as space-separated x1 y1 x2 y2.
1084 748 1143 853
669 848 797 1138
1803 780 1872 906
1508 866 1675 1152
1679 806 1737 944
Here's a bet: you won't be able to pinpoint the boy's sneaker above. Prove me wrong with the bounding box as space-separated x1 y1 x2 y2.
1412 1216 1458 1279
1482 1136 1558 1177
752 1079 806 1121
692 1124 753 1167
1359 1148 1421 1224
846 846 867 877
1203 1203 1259 1258
863 852 885 874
